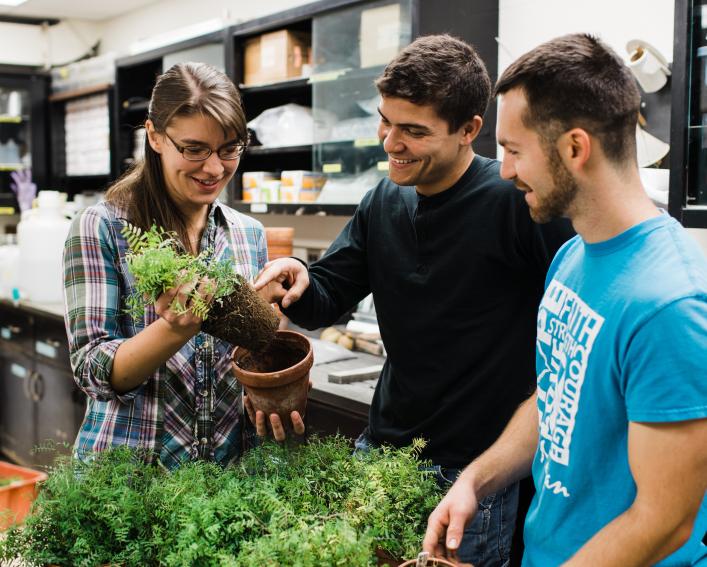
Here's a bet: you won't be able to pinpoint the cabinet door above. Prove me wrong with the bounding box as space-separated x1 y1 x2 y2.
33 316 70 369
306 398 368 440
0 352 36 466
0 304 34 354
33 361 83 467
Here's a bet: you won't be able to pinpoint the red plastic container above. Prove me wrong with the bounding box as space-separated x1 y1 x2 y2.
0 460 47 530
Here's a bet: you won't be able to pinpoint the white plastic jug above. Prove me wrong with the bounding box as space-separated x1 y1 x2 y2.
17 191 71 304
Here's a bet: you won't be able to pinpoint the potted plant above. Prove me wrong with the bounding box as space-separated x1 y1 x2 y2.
232 329 313 429
122 223 278 352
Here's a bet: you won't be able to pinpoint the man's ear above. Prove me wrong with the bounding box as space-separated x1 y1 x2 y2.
145 119 162 154
557 128 591 172
460 115 483 145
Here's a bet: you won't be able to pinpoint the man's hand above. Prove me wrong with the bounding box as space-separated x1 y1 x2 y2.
423 473 480 561
254 258 309 308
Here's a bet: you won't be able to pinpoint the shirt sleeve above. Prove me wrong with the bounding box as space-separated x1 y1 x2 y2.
283 191 372 329
63 207 139 403
623 295 707 422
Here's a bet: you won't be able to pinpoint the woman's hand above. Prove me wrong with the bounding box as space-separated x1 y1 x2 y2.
154 276 215 338
243 381 313 441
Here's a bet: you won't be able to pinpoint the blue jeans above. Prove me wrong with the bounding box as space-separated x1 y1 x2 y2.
355 431 518 567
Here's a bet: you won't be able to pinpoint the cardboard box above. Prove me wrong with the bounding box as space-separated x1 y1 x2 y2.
243 30 311 86
360 3 402 68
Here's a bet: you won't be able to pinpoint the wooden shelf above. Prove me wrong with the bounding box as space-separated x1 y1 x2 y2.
48 83 111 103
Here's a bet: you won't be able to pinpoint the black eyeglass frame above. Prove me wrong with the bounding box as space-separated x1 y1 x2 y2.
163 131 249 161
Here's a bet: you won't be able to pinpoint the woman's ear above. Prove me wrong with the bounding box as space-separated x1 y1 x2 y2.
145 119 162 154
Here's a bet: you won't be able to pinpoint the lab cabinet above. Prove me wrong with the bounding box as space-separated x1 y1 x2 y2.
0 303 86 467
0 67 49 213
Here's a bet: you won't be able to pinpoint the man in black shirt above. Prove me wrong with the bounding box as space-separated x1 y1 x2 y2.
254 34 573 567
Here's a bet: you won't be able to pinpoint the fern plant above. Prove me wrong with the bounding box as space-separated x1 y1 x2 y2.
121 222 244 321
0 437 442 566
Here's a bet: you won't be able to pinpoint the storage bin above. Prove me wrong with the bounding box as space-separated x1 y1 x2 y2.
0 460 47 530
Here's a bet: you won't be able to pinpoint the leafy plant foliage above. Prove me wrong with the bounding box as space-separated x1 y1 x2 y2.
0 437 441 566
121 222 245 321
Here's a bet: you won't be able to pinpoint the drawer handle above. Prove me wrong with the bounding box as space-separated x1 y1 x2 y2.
30 372 44 403
23 370 36 400
1 325 22 336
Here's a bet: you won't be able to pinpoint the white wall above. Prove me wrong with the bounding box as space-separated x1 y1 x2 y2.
0 1 315 66
98 0 313 56
0 19 102 67
498 0 674 73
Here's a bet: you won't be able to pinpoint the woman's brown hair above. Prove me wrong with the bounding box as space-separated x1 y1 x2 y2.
106 62 248 248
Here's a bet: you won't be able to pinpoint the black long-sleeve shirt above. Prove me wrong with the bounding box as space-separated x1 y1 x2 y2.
285 156 574 467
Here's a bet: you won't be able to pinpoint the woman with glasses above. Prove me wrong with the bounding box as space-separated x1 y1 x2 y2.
62 62 302 469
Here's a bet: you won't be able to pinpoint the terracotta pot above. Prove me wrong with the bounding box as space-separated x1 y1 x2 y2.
375 548 402 566
232 330 313 429
397 556 459 566
265 226 294 260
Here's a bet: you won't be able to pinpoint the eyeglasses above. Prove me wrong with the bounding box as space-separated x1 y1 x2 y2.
164 131 248 161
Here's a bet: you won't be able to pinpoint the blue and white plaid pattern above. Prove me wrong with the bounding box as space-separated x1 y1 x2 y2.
63 200 267 469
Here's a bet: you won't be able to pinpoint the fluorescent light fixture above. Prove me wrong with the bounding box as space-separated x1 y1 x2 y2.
129 18 223 55
0 0 28 6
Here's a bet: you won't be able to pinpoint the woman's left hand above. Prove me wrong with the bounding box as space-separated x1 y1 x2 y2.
243 382 312 441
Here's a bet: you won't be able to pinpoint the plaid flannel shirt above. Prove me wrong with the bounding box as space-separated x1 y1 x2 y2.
63 200 268 469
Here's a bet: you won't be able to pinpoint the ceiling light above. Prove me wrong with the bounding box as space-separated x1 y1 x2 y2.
0 0 28 5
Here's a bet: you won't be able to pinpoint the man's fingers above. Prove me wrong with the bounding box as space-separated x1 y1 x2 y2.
423 511 448 557
445 515 467 553
280 280 307 308
254 264 281 291
269 413 285 441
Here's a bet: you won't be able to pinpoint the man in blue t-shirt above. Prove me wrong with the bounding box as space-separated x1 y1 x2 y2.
424 33 707 566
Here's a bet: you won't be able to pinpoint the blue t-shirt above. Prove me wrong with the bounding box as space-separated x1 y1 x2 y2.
523 214 707 566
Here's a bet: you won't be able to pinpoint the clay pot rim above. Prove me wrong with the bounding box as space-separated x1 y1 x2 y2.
231 330 313 388
397 557 457 567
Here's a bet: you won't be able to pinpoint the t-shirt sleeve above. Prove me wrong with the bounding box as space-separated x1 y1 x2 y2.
623 296 707 422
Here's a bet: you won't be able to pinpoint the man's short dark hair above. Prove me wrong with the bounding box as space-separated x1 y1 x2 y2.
376 34 491 133
494 33 641 165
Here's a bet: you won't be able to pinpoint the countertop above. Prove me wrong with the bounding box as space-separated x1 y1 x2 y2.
0 298 64 320
0 300 381 411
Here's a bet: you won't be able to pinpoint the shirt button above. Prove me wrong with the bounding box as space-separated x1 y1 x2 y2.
202 341 211 349
200 437 209 446
200 389 208 397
